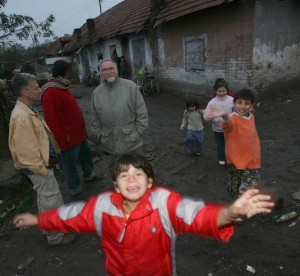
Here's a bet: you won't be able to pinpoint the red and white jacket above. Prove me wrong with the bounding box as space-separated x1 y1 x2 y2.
38 187 234 275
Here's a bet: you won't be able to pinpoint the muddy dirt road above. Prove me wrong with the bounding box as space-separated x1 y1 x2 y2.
1 84 300 276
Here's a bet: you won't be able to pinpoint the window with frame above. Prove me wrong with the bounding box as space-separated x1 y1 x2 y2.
184 35 206 71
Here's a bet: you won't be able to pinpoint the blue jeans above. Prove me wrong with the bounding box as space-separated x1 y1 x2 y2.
60 139 94 195
185 129 204 154
214 131 225 161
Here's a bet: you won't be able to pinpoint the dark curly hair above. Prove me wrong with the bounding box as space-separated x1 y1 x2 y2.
186 98 199 109
234 89 255 104
111 154 154 181
213 78 229 92
52 60 70 78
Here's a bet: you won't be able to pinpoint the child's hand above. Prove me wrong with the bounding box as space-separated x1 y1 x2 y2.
204 107 227 119
229 189 274 220
180 126 184 131
13 213 38 229
218 189 275 226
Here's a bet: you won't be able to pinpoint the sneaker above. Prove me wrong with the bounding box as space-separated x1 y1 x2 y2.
195 152 201 156
218 160 226 166
292 191 300 200
57 234 76 246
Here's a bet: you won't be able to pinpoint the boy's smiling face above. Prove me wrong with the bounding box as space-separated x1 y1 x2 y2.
114 165 153 205
234 99 253 117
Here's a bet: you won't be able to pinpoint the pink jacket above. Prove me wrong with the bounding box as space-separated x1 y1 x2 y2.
38 187 234 275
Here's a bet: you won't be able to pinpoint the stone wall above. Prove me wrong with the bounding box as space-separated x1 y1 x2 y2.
252 0 300 94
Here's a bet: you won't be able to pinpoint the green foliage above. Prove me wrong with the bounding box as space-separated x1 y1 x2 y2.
0 177 35 226
0 44 24 79
0 0 55 49
0 86 16 134
23 43 51 63
0 169 65 226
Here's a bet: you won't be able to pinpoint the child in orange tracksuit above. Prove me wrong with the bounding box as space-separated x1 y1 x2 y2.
205 89 260 198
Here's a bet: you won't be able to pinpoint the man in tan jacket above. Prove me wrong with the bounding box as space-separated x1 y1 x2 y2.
9 73 75 246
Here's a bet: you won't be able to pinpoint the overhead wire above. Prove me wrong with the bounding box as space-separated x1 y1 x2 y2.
50 0 123 36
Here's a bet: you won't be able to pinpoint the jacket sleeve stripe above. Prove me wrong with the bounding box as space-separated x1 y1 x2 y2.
176 198 205 225
94 193 124 236
150 189 175 238
58 202 85 220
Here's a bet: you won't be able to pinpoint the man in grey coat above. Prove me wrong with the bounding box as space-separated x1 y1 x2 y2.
90 59 148 155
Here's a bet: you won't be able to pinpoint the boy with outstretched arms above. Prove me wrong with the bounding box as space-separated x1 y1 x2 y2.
14 154 273 275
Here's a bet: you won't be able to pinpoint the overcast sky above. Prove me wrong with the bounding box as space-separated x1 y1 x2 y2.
4 0 123 46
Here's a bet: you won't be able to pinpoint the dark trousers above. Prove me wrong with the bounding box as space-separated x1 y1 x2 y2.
60 139 94 195
214 131 225 161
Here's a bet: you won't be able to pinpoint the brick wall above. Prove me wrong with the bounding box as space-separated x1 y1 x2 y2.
152 0 300 96
152 1 254 95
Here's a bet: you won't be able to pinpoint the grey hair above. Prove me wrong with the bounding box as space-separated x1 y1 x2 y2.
11 73 36 96
98 58 117 70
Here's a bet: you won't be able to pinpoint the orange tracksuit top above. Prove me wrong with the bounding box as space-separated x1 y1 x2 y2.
222 112 261 169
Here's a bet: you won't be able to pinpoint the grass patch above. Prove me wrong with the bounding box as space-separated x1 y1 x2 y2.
0 169 64 226
0 177 34 226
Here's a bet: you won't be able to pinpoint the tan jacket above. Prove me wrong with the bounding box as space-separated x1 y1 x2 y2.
9 101 60 176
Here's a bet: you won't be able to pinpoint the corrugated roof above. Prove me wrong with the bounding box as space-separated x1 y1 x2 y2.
45 41 61 56
60 36 72 42
62 24 92 54
61 0 228 54
93 0 152 40
63 0 152 54
154 0 226 27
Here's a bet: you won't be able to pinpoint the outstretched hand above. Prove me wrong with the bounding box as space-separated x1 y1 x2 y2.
231 189 274 218
13 213 38 230
218 189 275 226
204 107 227 119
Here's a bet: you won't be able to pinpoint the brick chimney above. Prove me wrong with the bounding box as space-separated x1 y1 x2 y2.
86 19 96 36
73 28 82 41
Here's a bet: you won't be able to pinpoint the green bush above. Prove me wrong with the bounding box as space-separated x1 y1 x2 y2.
0 86 16 134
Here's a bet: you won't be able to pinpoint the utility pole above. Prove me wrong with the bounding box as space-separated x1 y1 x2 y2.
99 0 102 15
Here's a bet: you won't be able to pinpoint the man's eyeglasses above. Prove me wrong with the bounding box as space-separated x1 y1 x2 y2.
101 67 116 73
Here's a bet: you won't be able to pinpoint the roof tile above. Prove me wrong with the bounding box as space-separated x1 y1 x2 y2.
63 0 152 54
154 0 225 27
